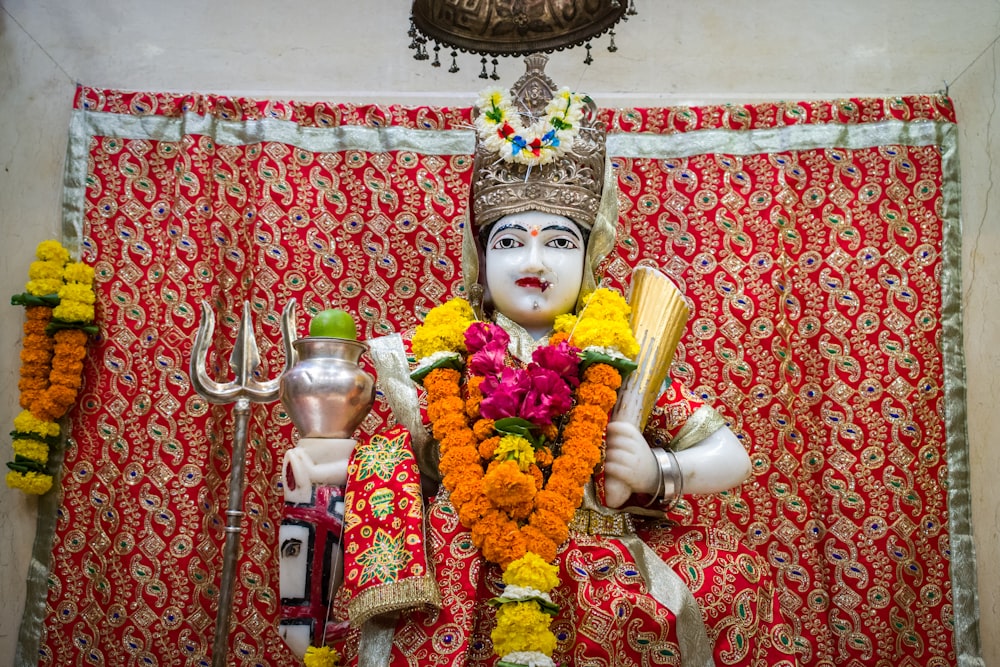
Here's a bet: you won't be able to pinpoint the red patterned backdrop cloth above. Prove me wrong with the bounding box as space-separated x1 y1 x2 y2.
25 86 975 666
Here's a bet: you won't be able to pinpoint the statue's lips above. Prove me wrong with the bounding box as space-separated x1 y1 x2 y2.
515 277 550 292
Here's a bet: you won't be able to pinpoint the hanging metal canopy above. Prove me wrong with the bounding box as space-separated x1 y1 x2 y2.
409 0 637 77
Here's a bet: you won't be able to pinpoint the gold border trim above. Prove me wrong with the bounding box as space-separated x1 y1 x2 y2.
347 574 441 628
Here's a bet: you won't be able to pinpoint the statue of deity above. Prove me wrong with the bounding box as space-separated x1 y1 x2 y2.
279 56 798 667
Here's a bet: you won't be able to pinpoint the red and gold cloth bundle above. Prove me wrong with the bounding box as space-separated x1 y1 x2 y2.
21 86 975 667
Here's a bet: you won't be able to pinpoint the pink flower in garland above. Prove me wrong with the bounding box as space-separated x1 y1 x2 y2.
521 367 574 426
480 366 531 420
530 340 580 388
467 322 510 376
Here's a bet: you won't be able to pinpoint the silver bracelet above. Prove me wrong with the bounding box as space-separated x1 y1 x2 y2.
651 447 683 507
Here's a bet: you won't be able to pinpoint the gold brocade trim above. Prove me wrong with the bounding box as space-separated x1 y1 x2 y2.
347 574 441 628
569 507 636 537
670 405 727 452
620 534 715 667
494 312 544 363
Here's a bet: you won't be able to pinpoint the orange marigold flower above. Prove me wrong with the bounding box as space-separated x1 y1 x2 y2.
49 370 83 390
545 474 584 507
424 368 461 398
551 454 596 486
25 306 52 321
579 382 618 413
457 493 494 528
54 328 88 348
427 395 464 422
478 436 500 460
18 376 49 391
582 363 622 390
527 463 545 489
520 526 558 562
473 418 495 441
21 350 52 375
536 489 577 522
534 447 553 468
548 331 570 346
483 459 537 510
439 446 481 478
529 508 569 546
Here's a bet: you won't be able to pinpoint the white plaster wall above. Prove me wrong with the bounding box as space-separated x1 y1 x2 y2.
0 1 996 663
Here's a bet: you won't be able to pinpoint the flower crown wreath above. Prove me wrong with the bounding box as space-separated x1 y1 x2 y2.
474 86 590 167
410 290 638 667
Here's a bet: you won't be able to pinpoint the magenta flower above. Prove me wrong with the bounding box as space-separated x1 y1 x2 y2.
521 367 574 425
531 340 581 388
465 321 509 353
467 322 510 376
479 366 530 420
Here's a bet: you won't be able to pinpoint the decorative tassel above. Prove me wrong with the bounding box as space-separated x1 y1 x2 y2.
479 56 489 79
449 50 459 73
584 43 593 65
432 44 441 67
491 58 500 80
608 30 618 52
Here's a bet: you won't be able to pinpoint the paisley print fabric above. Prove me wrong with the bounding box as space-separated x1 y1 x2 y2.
24 86 973 666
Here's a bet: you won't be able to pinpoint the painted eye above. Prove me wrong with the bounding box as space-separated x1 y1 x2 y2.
491 237 523 250
281 538 302 558
546 237 578 250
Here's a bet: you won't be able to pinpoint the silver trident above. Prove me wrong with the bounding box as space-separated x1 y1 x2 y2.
190 299 297 667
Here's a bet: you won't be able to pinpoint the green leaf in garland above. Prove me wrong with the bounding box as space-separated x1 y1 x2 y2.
488 594 560 616
11 292 60 307
579 348 638 377
493 417 544 450
409 352 464 384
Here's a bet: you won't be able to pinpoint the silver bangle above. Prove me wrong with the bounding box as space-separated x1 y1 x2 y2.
651 447 683 507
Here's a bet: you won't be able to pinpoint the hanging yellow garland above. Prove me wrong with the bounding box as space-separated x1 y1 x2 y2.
6 240 96 495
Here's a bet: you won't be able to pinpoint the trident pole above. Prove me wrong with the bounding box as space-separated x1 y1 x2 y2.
190 299 296 667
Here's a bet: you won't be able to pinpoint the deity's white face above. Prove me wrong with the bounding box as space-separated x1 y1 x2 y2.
485 211 585 338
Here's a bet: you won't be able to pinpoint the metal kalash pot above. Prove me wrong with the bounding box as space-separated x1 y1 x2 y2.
280 336 375 439
278 311 375 502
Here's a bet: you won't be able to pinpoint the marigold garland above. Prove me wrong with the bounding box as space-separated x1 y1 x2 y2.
6 240 96 495
412 289 637 665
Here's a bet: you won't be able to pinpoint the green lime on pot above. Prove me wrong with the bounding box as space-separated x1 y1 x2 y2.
309 308 358 340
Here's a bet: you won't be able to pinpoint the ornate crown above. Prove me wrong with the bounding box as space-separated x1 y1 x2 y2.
471 55 608 231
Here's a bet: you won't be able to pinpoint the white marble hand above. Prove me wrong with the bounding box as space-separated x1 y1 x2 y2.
603 421 753 509
604 420 660 508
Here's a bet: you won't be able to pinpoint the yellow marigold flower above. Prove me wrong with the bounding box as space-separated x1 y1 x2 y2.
52 301 95 323
494 435 535 471
303 645 340 667
25 278 63 297
62 262 95 285
581 288 631 321
58 283 97 305
503 552 560 593
552 312 578 335
5 470 54 495
411 298 474 359
35 240 69 264
13 410 60 438
491 600 556 657
12 438 49 463
28 260 64 281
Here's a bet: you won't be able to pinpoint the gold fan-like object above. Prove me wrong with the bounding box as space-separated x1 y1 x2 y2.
612 267 690 431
